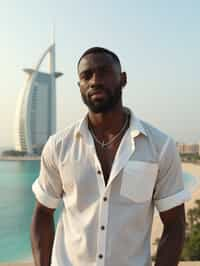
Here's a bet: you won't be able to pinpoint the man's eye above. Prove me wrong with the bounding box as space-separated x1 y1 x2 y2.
81 71 92 80
99 67 112 75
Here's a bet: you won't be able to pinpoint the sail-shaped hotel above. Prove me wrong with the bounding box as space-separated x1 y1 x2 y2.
14 41 62 154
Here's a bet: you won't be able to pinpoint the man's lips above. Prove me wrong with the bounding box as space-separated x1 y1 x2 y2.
89 90 106 99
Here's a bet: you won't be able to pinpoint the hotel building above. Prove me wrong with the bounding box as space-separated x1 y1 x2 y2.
14 41 62 154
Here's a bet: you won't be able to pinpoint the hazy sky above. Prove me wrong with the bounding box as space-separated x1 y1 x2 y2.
0 0 200 148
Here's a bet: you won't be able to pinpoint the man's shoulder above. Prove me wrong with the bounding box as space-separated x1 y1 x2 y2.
53 120 80 140
140 119 169 141
139 118 174 154
129 108 171 146
49 120 82 152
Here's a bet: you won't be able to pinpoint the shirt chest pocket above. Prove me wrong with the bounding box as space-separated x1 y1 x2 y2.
120 161 158 202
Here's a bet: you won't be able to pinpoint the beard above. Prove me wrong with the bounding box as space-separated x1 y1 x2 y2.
81 86 122 113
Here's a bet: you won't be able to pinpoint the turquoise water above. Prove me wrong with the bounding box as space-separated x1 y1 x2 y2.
0 161 39 262
0 161 198 262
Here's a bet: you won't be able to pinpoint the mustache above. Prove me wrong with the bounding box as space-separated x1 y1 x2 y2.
87 86 106 97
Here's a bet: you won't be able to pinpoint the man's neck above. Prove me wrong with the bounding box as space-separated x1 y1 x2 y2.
88 106 127 135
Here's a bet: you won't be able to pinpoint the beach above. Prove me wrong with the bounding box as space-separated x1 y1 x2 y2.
151 162 200 256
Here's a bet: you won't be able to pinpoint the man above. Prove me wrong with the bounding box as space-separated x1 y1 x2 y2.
31 47 190 266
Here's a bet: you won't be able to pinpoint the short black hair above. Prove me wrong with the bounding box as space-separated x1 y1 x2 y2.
77 47 121 69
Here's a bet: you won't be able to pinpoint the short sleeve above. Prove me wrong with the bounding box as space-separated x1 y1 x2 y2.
154 137 191 212
32 136 63 209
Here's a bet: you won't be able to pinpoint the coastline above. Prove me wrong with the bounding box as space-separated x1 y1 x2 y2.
0 156 40 161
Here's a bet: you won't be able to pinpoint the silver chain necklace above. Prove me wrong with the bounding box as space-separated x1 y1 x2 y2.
89 113 129 149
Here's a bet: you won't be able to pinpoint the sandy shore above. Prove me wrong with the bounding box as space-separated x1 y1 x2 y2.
151 162 200 255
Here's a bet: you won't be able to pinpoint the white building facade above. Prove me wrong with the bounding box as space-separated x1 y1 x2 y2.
14 42 62 154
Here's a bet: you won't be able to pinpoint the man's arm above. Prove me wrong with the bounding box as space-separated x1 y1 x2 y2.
155 204 186 266
31 201 55 266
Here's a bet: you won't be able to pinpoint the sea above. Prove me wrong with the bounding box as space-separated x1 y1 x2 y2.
0 160 199 263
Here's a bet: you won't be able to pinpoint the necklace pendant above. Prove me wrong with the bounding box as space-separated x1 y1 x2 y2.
101 141 106 148
90 111 129 149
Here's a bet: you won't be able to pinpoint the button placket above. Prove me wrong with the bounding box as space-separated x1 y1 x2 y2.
92 152 105 192
96 191 110 266
89 141 105 191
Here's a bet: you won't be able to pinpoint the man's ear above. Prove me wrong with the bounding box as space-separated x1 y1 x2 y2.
120 72 127 88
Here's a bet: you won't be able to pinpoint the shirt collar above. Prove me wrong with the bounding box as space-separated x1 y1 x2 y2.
74 114 89 139
74 108 147 139
127 108 147 138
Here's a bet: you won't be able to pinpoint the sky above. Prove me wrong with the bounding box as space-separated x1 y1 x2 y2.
0 0 200 148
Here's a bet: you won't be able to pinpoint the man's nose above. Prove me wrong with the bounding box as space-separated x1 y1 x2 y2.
90 72 103 88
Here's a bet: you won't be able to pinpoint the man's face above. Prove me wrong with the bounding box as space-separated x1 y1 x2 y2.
78 52 124 113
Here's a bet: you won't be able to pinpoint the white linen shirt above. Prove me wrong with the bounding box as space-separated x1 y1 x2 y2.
32 110 190 266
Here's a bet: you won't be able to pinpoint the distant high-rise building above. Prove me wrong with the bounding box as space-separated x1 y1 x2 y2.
14 41 63 154
176 142 199 155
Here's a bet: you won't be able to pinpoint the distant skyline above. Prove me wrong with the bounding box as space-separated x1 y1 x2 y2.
0 1 200 147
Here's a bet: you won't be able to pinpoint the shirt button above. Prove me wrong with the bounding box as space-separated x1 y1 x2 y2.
103 197 107 201
101 225 105 230
97 170 101 174
99 254 103 259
